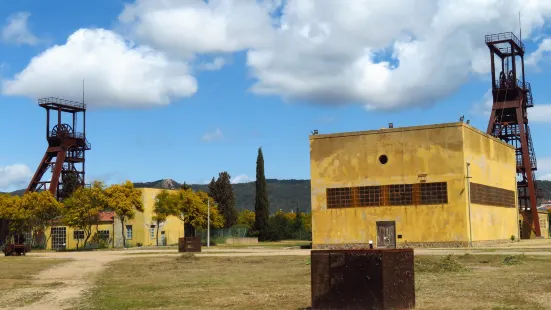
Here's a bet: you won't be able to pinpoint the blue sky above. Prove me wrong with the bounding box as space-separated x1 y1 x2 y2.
1 0 551 191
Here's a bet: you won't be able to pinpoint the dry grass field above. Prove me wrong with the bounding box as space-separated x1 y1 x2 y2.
78 253 551 310
0 257 71 308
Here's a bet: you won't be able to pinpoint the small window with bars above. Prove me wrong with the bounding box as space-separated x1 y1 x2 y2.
98 230 110 240
150 225 156 239
73 230 85 240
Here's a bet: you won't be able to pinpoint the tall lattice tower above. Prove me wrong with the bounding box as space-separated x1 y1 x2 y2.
485 32 541 237
26 97 91 201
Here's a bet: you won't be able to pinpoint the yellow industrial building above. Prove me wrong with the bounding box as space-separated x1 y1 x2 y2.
46 188 185 250
310 122 532 249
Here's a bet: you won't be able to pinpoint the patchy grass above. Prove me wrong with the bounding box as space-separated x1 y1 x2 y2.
0 257 71 306
415 255 469 273
0 257 71 289
86 256 311 310
216 240 311 249
84 254 551 309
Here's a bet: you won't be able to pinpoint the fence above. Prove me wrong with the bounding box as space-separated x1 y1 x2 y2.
196 227 248 244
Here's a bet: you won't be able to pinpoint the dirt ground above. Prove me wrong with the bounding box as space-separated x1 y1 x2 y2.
3 239 551 310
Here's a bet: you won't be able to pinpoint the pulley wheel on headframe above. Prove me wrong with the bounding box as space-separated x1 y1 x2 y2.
52 123 73 137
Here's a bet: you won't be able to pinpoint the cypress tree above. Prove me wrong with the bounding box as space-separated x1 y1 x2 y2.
254 147 269 241
209 173 238 228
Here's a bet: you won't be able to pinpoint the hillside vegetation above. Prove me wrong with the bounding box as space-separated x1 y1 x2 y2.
6 179 551 214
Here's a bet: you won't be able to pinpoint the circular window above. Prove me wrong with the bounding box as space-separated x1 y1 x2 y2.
379 155 388 164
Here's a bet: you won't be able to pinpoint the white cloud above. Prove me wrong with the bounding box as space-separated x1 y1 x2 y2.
471 89 551 123
0 164 32 191
6 1 551 111
471 89 493 117
1 12 39 46
529 105 551 123
245 0 551 110
526 38 551 68
537 158 551 181
198 57 226 71
2 28 197 108
118 0 277 58
202 128 223 142
116 0 551 110
232 174 253 184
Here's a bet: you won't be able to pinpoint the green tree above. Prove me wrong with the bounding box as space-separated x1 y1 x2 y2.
254 147 269 241
208 172 238 228
153 190 173 246
105 180 144 248
62 181 107 249
60 171 80 200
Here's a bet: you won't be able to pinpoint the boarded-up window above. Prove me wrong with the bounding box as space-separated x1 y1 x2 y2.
326 182 448 208
470 183 515 208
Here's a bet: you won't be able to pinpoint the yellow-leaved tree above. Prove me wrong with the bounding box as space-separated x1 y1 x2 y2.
0 194 23 243
153 190 174 246
171 189 223 237
20 191 62 246
63 181 107 249
237 209 255 231
195 190 224 229
105 180 143 247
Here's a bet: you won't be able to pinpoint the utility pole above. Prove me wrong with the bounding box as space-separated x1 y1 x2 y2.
207 199 210 248
466 162 473 247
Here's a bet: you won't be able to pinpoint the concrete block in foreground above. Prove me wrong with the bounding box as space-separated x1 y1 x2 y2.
311 249 415 309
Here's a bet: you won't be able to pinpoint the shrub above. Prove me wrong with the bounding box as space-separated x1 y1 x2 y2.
502 254 526 265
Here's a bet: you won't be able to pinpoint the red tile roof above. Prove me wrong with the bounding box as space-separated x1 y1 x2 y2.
99 211 115 222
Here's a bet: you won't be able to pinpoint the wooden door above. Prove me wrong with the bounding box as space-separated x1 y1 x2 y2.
376 221 396 248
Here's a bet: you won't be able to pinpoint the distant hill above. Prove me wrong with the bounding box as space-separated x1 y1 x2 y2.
6 179 551 214
134 178 312 214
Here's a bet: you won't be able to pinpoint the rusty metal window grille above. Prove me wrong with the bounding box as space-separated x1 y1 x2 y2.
420 182 448 205
470 182 515 208
326 187 353 209
355 186 382 207
327 182 448 208
388 184 413 206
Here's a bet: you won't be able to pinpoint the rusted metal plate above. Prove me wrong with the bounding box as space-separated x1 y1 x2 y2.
311 249 415 310
178 237 202 253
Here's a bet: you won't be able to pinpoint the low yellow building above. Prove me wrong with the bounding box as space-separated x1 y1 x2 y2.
310 122 520 249
46 188 186 250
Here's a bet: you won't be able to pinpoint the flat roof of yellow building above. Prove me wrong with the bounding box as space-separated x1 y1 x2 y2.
309 121 513 149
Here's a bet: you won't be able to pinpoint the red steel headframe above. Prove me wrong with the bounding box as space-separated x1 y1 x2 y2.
485 32 541 237
25 97 91 201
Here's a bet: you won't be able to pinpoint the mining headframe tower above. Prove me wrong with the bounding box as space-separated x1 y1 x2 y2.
26 97 91 201
485 31 542 237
